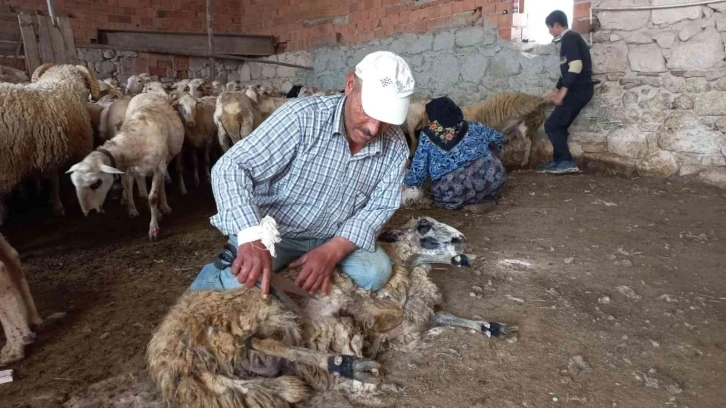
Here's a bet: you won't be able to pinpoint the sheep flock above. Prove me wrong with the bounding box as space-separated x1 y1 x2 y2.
0 63 540 406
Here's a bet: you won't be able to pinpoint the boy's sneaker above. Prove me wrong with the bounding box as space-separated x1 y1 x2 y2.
536 160 558 173
547 160 580 174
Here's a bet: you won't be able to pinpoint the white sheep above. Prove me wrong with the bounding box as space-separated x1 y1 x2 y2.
125 73 153 95
187 78 209 98
0 63 101 224
171 93 218 191
67 92 185 240
0 233 42 366
147 217 515 406
214 91 262 151
245 85 288 122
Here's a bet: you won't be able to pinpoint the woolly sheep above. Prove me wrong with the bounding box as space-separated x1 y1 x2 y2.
67 92 185 240
0 233 42 366
214 91 262 151
171 93 218 191
461 92 549 167
147 217 516 406
0 63 101 224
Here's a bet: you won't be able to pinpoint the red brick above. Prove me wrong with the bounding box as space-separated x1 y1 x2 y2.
440 2 453 16
498 26 511 40
463 0 476 10
452 1 465 14
574 2 591 18
149 66 166 76
573 18 591 34
498 13 512 27
495 1 510 13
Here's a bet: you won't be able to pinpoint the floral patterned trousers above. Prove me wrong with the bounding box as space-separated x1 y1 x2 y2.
430 152 506 210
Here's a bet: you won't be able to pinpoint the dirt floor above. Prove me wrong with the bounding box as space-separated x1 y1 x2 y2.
1 171 725 408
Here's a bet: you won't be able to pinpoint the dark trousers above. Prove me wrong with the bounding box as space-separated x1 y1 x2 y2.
544 84 594 162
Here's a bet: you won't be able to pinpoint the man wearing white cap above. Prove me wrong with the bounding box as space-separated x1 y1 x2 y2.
190 51 415 297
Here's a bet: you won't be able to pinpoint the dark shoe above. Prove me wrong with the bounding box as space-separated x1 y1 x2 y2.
536 160 558 173
547 160 580 174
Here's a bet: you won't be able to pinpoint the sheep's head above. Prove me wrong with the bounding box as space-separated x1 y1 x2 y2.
142 81 167 96
379 217 471 267
66 153 124 215
172 93 198 128
126 75 144 95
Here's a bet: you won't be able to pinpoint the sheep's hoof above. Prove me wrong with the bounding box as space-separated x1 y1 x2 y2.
0 344 26 367
481 322 518 341
328 356 382 385
128 208 140 218
51 206 65 217
160 205 172 215
149 226 160 240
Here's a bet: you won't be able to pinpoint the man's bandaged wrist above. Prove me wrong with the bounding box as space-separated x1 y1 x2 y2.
237 216 282 257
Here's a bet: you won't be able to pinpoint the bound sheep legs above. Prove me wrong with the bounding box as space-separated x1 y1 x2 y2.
432 312 518 339
249 338 382 384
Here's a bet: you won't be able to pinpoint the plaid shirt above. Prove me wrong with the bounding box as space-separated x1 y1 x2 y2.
210 94 408 252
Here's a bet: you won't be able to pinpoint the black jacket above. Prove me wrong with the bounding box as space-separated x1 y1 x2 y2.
556 30 592 90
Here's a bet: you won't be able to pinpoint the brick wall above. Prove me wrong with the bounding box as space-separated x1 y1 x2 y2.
8 0 517 52
572 0 591 35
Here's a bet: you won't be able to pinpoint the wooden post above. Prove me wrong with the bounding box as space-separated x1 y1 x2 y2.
46 0 56 26
206 0 215 81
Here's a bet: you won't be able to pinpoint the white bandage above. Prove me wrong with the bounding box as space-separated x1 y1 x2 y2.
237 216 282 257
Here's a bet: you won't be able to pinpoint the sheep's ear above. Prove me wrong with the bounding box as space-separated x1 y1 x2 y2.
378 228 406 243
100 164 124 174
416 218 433 236
66 163 81 174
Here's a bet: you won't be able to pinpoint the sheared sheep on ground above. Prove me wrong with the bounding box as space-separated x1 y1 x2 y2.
147 217 516 407
0 233 42 366
172 93 218 191
67 92 185 240
214 91 262 151
0 63 101 225
462 92 549 167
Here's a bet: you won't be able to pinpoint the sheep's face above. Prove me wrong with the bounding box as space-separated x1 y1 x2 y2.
126 76 143 95
174 94 197 128
379 217 469 267
66 159 123 215
143 82 166 96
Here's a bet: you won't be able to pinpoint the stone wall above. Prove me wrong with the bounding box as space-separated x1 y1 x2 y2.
310 21 561 167
77 47 313 92
575 0 726 189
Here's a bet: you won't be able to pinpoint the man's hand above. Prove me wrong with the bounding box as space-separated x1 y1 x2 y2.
290 237 356 296
232 240 273 298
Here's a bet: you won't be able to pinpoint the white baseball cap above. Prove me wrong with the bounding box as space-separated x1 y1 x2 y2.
355 51 415 126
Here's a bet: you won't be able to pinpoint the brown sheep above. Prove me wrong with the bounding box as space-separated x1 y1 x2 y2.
147 217 516 407
462 92 549 167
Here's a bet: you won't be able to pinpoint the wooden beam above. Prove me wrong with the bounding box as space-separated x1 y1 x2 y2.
18 14 40 74
36 14 55 63
206 0 215 81
58 16 79 64
81 43 313 70
97 30 275 56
